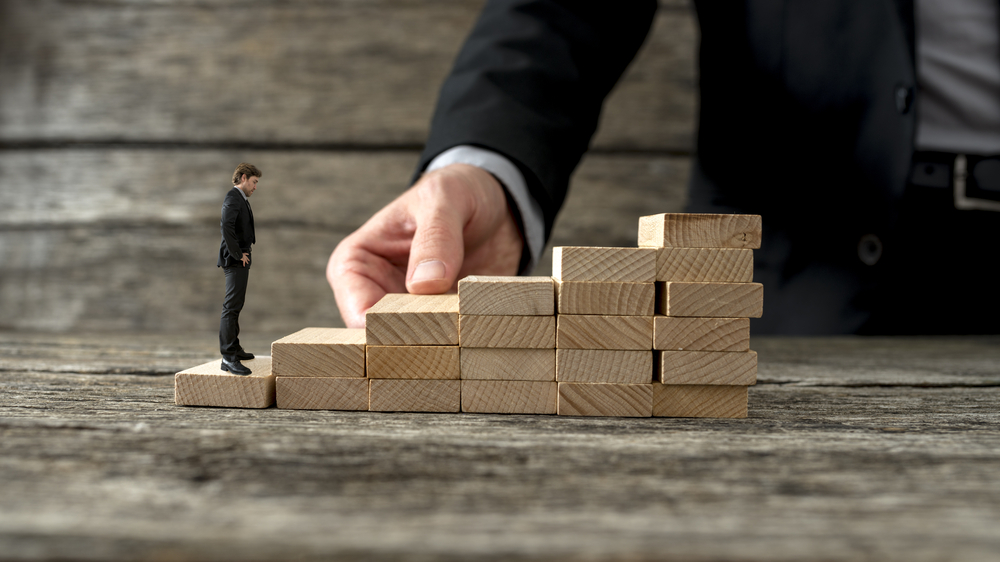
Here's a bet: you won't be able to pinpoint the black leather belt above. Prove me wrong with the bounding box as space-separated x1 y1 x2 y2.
910 151 1000 211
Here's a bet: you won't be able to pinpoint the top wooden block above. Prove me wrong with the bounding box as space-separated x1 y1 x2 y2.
552 247 656 282
458 275 554 316
271 327 366 378
638 214 761 249
366 293 460 345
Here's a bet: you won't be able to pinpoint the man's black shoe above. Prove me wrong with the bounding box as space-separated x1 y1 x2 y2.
221 358 252 375
235 350 255 360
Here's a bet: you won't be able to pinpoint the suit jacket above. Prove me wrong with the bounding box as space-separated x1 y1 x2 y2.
218 187 255 268
416 0 915 241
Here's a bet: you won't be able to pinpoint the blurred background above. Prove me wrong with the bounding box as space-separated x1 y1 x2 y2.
0 0 695 335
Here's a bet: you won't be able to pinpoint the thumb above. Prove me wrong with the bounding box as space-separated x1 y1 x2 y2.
406 197 466 295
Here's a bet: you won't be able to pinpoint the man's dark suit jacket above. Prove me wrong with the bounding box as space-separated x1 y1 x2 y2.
218 187 255 268
415 0 926 333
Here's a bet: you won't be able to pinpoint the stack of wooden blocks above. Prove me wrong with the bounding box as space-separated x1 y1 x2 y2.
175 213 762 418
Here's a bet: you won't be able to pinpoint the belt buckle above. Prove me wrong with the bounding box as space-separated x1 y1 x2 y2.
953 154 1000 212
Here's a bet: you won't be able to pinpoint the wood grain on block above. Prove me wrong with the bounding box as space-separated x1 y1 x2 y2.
653 317 750 351
276 377 369 411
460 348 555 381
368 379 461 413
638 213 762 249
659 351 757 385
458 276 555 316
556 281 655 316
552 247 656 282
461 381 558 414
556 349 653 384
557 383 653 417
652 384 748 418
459 315 555 349
365 293 459 345
660 282 763 318
271 327 366 378
174 357 274 408
556 315 653 350
366 346 460 380
656 248 754 282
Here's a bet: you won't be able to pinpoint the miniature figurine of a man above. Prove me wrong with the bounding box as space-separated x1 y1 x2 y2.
218 163 261 375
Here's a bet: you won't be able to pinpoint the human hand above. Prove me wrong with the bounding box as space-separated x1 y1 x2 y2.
241 253 249 267
328 163 524 328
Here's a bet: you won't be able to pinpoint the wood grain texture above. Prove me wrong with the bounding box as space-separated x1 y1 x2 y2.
653 384 748 418
556 281 655 316
556 349 653 384
368 379 461 413
459 315 555 349
366 294 459 345
0 2 695 151
654 317 750 351
275 376 369 411
638 214 762 249
557 383 653 417
460 348 555 381
659 351 757 385
0 150 689 334
660 282 764 318
174 357 274 408
656 248 754 282
270 328 366 378
366 346 460 380
552 247 656 282
461 381 558 414
556 315 653 350
458 276 554 316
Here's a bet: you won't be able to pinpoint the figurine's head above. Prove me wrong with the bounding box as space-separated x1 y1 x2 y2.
232 163 262 197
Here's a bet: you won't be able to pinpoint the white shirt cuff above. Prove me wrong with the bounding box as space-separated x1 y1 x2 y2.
426 145 545 274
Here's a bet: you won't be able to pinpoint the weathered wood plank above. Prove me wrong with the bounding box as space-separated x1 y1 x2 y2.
0 150 690 333
0 1 696 151
1 334 1000 561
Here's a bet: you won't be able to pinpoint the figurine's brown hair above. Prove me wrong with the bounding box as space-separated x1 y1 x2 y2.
232 163 262 185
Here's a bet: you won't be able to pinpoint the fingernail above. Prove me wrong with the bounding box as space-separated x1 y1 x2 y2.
411 260 446 283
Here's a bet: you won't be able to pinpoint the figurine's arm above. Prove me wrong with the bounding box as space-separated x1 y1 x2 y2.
220 193 244 265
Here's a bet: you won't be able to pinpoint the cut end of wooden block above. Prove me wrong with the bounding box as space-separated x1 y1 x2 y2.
551 246 656 283
174 357 275 408
457 275 555 316
638 213 762 249
660 282 763 318
366 293 460 346
276 376 369 410
461 380 558 414
653 384 748 418
556 315 653 350
271 328 366 378
555 281 655 316
366 345 460 380
653 317 750 351
557 383 653 417
656 248 754 283
368 379 461 412
658 350 757 385
459 315 556 349
460 348 555 381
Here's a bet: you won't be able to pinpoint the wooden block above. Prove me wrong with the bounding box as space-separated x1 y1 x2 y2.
557 383 653 417
555 281 655 316
366 346 460 380
459 315 555 348
653 317 750 351
552 246 656 282
365 293 459 345
637 213 762 249
658 350 757 385
461 381 558 414
656 248 753 282
460 348 555 381
368 379 461 412
556 349 653 384
276 377 369 411
271 327 366 378
659 282 763 318
653 384 748 418
556 315 652 350
457 275 554 315
174 357 274 408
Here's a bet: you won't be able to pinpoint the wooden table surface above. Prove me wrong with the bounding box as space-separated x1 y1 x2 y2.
1 331 998 561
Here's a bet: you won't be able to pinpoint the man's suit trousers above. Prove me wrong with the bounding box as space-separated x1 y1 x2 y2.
219 265 249 361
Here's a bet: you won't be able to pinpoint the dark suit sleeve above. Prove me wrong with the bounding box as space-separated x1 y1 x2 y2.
220 191 244 263
414 0 657 239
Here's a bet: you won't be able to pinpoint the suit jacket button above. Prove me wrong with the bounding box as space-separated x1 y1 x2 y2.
858 234 883 266
895 85 913 115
